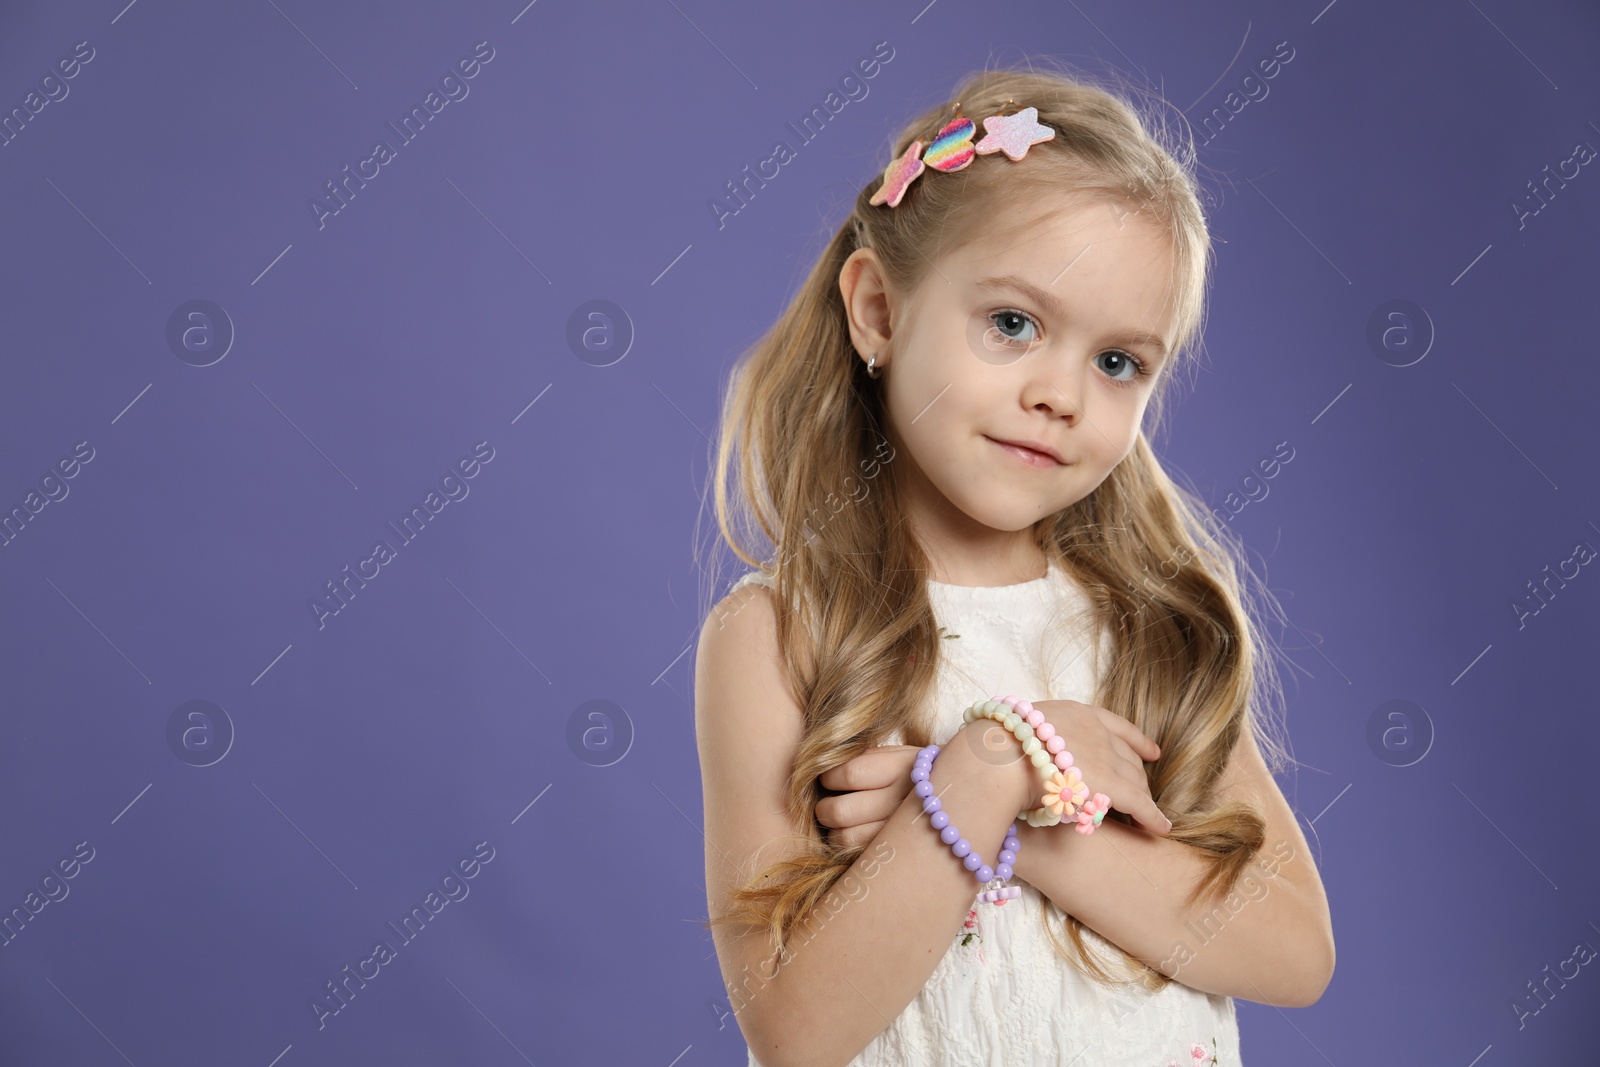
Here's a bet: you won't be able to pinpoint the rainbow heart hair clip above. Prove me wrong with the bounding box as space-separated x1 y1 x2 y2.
868 100 1055 209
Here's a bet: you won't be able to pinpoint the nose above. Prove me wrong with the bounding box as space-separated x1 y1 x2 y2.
1024 363 1083 427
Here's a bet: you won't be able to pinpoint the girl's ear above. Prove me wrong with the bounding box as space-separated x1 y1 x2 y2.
839 248 895 369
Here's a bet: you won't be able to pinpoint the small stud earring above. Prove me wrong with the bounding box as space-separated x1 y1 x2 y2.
866 353 882 378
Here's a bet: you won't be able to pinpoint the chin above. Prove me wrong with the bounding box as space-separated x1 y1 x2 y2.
958 498 1058 532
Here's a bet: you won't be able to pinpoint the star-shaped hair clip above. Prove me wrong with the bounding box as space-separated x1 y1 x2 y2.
869 101 976 207
869 99 1054 209
868 138 927 208
975 103 1055 161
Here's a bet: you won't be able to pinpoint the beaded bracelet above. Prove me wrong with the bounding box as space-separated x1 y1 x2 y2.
963 695 1112 833
910 744 1022 906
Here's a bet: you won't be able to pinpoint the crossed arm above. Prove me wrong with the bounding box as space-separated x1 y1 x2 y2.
1010 724 1336 1008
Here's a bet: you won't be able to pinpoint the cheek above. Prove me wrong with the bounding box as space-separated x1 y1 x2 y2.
889 396 985 489
882 382 945 465
889 365 977 438
1089 398 1145 466
1117 416 1143 456
902 413 962 474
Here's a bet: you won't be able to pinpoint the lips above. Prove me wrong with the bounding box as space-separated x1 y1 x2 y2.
986 436 1065 466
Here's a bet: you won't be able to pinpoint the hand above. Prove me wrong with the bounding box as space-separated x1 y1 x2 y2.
963 699 1170 835
815 745 923 849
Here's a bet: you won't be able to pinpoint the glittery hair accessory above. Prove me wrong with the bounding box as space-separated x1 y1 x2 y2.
868 100 1055 209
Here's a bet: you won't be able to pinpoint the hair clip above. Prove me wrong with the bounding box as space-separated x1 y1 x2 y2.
869 100 1055 208
868 139 926 208
924 113 977 172
975 104 1055 161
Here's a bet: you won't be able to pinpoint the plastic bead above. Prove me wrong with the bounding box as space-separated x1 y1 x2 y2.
912 743 1022 906
965 695 1113 834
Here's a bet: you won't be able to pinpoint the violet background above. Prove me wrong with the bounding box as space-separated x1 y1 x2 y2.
1 0 1597 1063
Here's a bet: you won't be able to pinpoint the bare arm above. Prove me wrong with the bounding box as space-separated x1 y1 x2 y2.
1010 725 1335 1007
697 585 1031 1067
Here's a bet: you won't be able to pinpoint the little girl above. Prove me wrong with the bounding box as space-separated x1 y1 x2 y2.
695 63 1334 1067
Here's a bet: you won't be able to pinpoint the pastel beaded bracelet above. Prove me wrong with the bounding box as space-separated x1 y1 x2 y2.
910 744 1022 906
963 695 1112 833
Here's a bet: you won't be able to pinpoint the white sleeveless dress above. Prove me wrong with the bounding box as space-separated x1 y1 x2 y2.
731 559 1242 1067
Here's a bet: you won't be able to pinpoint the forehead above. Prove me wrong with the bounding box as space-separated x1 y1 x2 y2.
925 194 1180 343
969 195 1170 280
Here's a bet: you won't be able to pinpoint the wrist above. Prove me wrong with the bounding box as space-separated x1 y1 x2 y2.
951 719 1038 815
961 697 1117 837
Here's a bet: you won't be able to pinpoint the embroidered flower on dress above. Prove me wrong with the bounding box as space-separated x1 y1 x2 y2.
949 904 989 979
911 628 960 667
955 905 990 967
1164 1037 1220 1066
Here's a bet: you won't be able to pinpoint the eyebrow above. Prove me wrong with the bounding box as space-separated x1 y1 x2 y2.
974 274 1169 355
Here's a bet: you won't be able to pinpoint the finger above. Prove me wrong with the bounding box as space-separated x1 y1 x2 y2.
840 785 905 827
819 749 902 792
861 784 909 823
1108 735 1145 776
817 785 899 831
815 792 847 829
1092 708 1159 759
817 759 855 793
1121 792 1171 835
825 790 876 831
1095 708 1161 761
833 820 887 850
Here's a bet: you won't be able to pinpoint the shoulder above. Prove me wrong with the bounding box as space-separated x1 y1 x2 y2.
694 573 811 846
703 569 779 646
704 566 813 657
698 568 819 725
731 568 776 593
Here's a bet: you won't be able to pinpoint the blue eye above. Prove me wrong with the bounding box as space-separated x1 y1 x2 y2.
1096 349 1152 388
989 309 1040 347
988 309 1156 387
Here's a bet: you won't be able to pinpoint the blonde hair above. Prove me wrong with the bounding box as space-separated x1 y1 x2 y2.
699 60 1296 993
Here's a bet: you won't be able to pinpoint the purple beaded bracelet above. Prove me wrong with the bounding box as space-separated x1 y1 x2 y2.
911 744 1022 906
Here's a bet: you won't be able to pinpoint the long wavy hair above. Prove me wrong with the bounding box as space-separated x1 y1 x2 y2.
698 60 1297 993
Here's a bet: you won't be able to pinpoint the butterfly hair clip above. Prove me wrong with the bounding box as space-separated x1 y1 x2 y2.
868 99 1056 209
